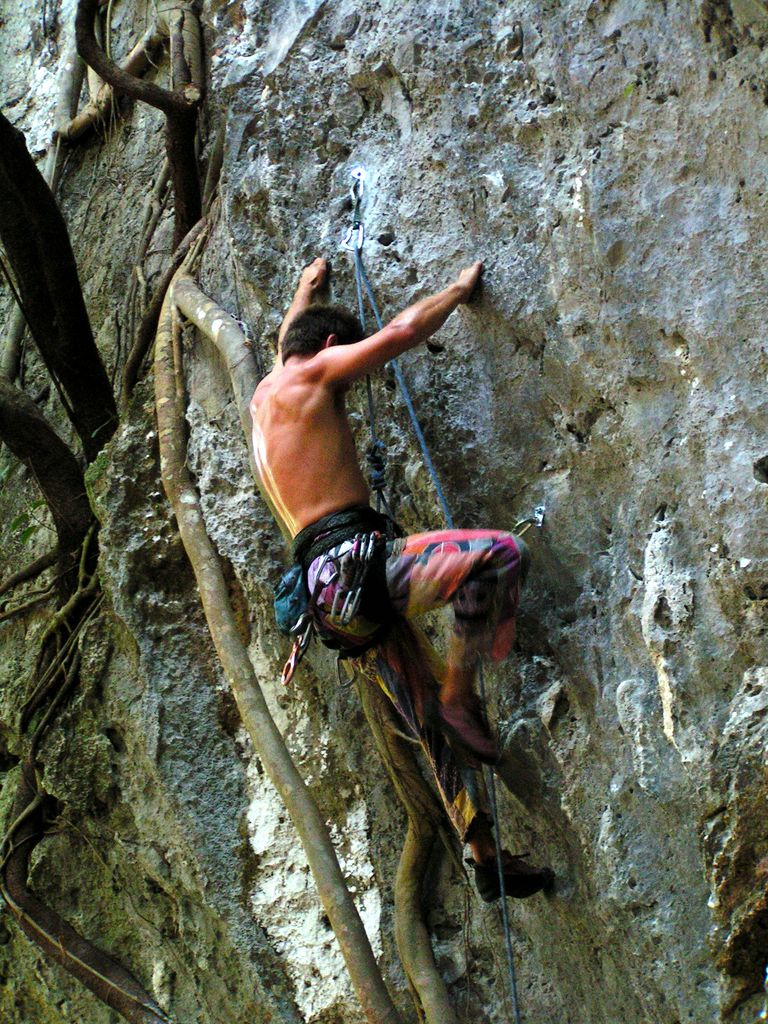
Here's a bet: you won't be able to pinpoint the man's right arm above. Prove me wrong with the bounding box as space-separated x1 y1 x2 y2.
313 261 483 384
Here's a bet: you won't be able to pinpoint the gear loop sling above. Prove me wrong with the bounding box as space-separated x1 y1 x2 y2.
341 165 538 1024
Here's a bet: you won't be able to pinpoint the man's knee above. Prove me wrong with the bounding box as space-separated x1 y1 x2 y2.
490 532 530 586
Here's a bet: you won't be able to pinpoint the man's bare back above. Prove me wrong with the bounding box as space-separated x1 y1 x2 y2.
250 257 482 538
252 362 370 537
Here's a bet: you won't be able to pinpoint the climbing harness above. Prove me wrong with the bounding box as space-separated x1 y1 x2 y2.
278 527 390 686
341 166 546 1024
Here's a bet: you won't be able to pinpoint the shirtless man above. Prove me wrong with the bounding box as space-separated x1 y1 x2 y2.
250 258 553 900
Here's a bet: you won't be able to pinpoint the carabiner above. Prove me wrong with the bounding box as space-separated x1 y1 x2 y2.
342 221 365 252
281 616 314 686
342 167 366 251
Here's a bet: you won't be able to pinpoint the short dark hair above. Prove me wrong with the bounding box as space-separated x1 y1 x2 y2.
281 305 364 360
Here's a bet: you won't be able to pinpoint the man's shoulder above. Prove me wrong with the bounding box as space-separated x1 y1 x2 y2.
275 357 334 393
252 372 274 405
254 366 332 420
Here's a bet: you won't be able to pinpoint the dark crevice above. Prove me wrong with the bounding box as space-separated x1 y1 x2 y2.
654 595 673 629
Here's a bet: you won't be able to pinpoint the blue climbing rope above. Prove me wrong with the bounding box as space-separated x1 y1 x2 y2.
343 168 524 1024
345 175 392 517
353 249 455 527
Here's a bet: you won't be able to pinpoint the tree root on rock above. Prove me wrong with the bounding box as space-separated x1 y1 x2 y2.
0 526 176 1024
358 678 461 1024
0 114 118 462
76 0 203 247
0 550 59 601
170 273 460 1023
122 217 206 403
0 37 196 1013
0 378 94 570
1 18 83 382
0 590 57 625
0 760 174 1024
61 26 165 142
120 117 222 403
157 266 403 1024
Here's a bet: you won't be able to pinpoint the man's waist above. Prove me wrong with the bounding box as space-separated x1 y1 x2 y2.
292 504 403 570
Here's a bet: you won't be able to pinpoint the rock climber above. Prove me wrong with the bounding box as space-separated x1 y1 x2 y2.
250 257 554 901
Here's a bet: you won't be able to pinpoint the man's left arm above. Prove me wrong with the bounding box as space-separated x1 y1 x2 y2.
312 261 483 384
273 258 329 367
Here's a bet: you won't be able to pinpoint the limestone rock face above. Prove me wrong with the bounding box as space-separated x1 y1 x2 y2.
1 1 767 1023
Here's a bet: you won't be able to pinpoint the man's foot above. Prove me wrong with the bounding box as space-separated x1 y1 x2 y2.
436 695 498 765
472 851 555 902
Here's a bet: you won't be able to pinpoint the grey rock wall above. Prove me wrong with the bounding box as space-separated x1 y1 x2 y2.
1 1 766 1023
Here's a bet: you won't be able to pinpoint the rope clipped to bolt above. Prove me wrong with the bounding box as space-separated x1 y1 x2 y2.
343 170 395 516
341 166 546 1024
343 168 454 524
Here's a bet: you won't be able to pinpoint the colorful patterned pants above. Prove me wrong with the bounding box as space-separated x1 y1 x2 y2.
307 530 528 840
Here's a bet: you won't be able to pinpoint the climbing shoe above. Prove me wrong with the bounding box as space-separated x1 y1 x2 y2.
471 851 555 902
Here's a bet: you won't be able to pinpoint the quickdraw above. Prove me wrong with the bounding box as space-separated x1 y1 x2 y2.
281 614 314 686
341 166 366 252
328 531 379 627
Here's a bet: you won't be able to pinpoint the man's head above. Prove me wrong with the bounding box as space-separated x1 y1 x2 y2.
281 305 364 361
